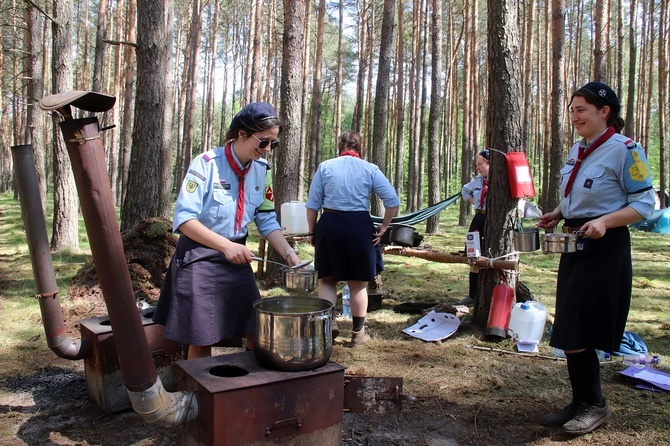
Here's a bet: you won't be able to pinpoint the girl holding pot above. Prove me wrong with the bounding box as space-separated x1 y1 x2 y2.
153 102 304 359
456 149 490 307
537 82 655 434
306 131 399 347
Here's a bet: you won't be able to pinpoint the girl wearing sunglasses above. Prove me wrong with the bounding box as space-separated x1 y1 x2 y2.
153 102 303 359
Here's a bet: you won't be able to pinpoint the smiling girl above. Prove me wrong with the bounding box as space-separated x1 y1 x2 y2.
153 102 304 359
537 82 655 434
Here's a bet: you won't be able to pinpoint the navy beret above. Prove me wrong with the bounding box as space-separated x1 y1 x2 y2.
229 102 279 133
578 82 621 114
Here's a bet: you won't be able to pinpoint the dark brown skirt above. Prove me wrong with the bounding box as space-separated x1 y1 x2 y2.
152 235 260 346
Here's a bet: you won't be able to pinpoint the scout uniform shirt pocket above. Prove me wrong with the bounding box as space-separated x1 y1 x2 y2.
559 164 574 191
579 167 606 195
210 183 235 218
249 191 264 214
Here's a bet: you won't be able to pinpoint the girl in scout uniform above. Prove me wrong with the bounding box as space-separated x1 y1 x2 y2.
538 82 655 434
153 102 304 359
456 149 490 307
306 131 399 346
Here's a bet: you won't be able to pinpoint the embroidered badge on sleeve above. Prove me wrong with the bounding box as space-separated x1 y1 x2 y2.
186 180 198 193
629 151 649 182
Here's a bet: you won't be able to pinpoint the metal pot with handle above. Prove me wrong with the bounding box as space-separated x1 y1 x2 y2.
513 227 540 252
542 232 577 253
253 296 333 371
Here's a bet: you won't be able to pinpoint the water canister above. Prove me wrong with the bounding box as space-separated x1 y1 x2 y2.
484 283 515 339
281 201 309 234
507 301 547 342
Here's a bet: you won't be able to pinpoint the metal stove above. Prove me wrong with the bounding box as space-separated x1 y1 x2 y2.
79 308 188 413
175 351 345 446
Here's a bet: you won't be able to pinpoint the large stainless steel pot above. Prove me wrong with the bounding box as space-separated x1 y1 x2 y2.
390 223 416 247
514 227 540 252
542 232 576 253
253 296 333 371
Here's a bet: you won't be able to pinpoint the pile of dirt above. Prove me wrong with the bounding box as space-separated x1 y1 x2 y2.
65 218 176 327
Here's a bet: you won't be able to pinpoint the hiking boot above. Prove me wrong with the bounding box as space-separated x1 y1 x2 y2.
455 296 475 306
562 402 611 435
331 319 340 340
540 402 584 427
351 327 371 347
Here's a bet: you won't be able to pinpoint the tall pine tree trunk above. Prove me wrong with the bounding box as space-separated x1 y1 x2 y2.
50 0 79 251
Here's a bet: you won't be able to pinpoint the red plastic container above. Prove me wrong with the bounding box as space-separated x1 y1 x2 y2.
505 151 536 198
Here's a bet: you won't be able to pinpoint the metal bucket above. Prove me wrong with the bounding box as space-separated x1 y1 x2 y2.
282 267 318 292
542 232 576 253
253 296 333 371
513 228 540 252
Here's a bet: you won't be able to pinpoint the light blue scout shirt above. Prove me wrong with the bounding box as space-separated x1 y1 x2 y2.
461 175 487 211
306 156 400 212
559 131 655 220
172 145 281 239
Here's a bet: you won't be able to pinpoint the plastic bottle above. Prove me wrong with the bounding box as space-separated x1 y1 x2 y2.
622 353 661 367
342 284 352 319
596 350 611 362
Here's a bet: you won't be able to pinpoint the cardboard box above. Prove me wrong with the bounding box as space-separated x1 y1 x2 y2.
466 231 481 258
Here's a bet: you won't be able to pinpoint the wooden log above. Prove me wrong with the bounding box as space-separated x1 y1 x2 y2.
382 246 518 271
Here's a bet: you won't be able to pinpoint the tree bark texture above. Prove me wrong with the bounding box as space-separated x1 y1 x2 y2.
121 0 174 231
50 0 79 251
273 0 305 273
370 0 395 216
426 0 442 234
478 0 524 325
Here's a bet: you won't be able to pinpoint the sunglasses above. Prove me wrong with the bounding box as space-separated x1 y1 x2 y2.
251 133 279 150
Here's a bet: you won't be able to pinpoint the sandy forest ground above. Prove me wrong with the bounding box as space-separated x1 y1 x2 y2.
1 216 669 445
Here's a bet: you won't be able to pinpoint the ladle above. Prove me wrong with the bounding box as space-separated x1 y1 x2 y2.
250 256 313 269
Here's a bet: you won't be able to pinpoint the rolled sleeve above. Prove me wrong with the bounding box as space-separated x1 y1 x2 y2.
255 210 282 238
305 168 325 211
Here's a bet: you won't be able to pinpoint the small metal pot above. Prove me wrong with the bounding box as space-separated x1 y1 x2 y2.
513 228 540 252
253 296 333 371
390 224 416 247
542 232 576 253
281 266 318 292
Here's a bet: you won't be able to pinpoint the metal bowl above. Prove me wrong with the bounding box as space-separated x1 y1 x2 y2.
281 267 318 292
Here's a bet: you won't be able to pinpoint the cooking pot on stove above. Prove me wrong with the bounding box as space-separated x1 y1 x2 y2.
542 232 576 253
390 223 416 247
253 296 333 371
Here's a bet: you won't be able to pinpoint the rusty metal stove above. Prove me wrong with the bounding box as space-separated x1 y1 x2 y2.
79 307 188 413
175 351 345 446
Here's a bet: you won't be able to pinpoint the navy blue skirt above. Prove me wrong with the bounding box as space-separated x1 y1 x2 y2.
550 221 632 354
152 235 260 346
313 211 383 282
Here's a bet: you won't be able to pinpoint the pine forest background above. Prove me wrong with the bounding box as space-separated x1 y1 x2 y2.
1 0 669 247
